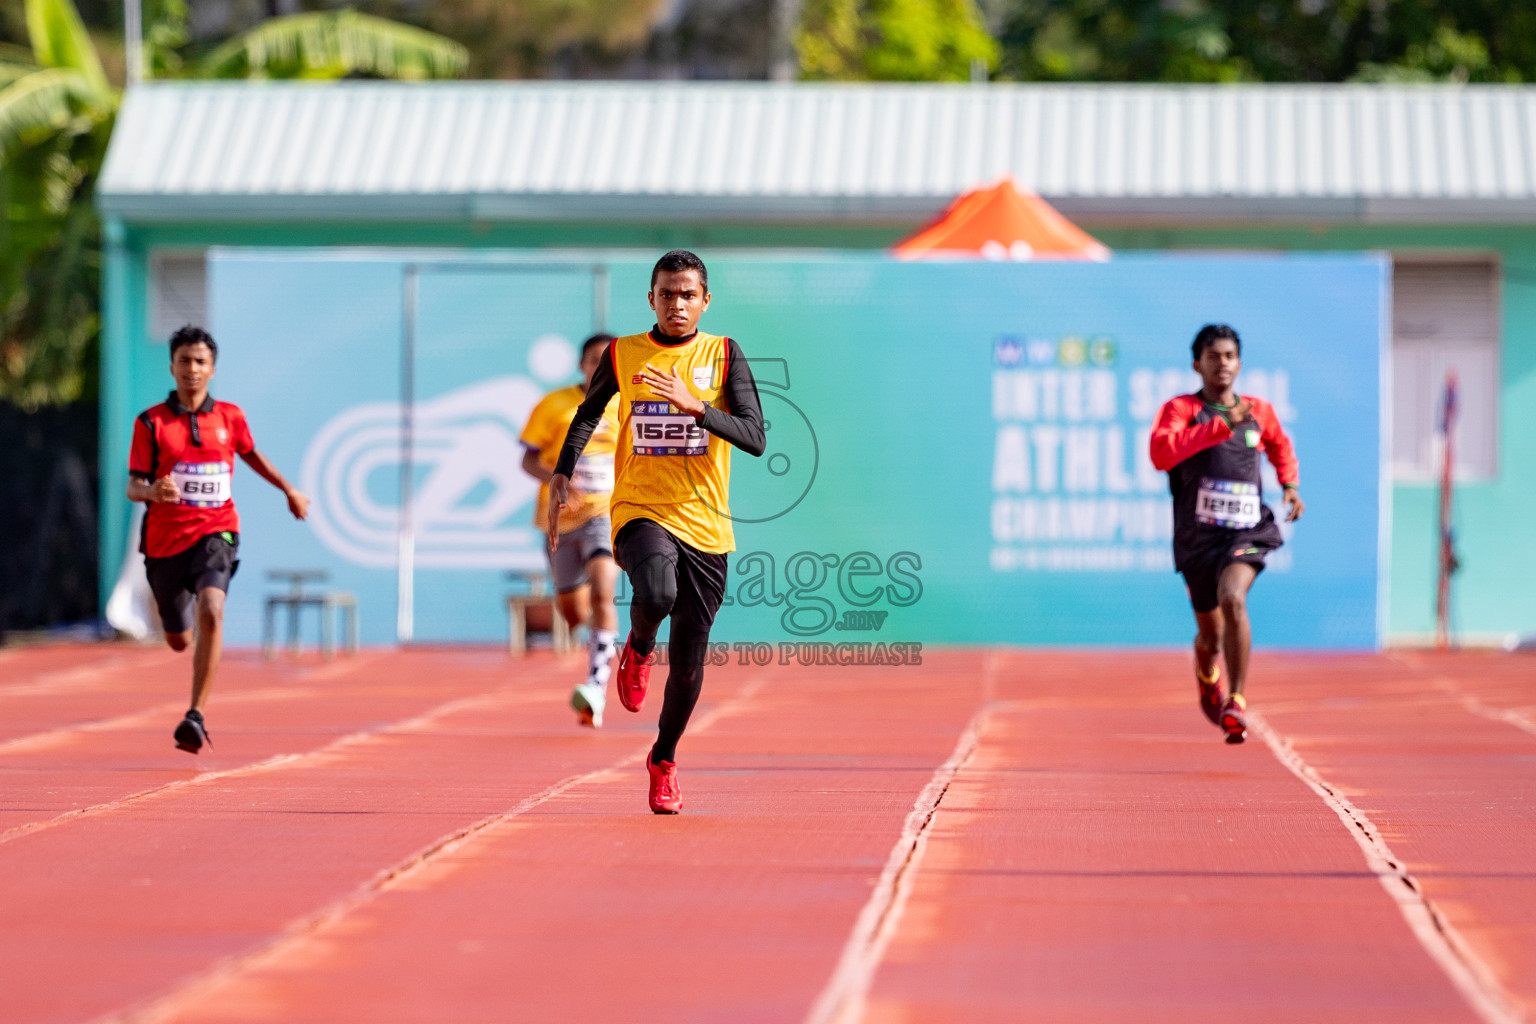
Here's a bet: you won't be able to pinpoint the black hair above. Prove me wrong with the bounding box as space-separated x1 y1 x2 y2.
582 332 616 357
1191 324 1240 360
169 325 218 362
650 250 708 291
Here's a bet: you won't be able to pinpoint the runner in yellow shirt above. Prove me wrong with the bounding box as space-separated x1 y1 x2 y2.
519 334 622 727
549 251 766 813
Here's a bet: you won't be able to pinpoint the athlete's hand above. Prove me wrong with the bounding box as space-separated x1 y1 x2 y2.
150 477 180 503
1227 397 1254 424
1283 486 1305 523
641 364 705 417
286 488 310 521
547 474 571 552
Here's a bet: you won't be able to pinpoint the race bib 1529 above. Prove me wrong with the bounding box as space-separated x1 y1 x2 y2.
631 401 707 456
1195 477 1261 529
171 461 232 508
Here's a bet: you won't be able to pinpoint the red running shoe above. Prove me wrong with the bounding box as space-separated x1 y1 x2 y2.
1197 667 1225 726
616 637 655 713
647 752 682 814
1221 693 1248 744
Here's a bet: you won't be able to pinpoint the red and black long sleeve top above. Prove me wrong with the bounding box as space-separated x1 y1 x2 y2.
1150 394 1299 569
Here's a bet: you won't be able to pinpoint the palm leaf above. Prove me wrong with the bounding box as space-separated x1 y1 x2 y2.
0 66 106 154
24 0 109 97
199 9 468 81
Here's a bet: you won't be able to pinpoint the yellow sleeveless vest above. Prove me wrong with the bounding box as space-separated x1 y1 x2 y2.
609 331 735 554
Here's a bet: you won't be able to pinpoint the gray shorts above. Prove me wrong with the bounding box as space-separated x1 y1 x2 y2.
549 516 614 593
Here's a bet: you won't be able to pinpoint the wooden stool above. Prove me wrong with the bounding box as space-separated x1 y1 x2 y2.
506 572 573 656
263 570 358 659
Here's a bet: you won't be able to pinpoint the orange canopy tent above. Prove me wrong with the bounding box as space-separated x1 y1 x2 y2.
893 178 1110 261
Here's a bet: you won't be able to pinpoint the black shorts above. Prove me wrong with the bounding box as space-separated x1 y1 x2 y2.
1180 539 1274 614
614 519 728 638
145 532 240 634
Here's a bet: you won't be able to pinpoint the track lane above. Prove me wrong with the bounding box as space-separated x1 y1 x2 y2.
1257 651 1536 1020
5 646 1530 1024
0 650 677 1024
859 652 1485 1023
129 655 991 1024
0 650 516 835
0 644 161 683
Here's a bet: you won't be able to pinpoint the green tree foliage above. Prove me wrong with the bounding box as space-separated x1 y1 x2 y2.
0 0 465 408
798 0 997 81
199 9 468 80
1 0 113 408
996 0 1534 84
367 0 668 79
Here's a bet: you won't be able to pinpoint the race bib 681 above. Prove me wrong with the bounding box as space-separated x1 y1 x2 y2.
171 461 233 507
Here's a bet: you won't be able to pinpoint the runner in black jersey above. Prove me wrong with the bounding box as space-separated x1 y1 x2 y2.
1150 324 1304 743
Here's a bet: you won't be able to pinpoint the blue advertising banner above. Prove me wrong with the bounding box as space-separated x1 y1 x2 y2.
208 250 1386 651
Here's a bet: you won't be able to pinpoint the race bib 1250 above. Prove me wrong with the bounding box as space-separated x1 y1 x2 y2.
171 461 232 508
1195 477 1261 529
631 401 707 456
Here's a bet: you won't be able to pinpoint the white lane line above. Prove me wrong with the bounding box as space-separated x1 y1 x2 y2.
803 706 989 1024
0 701 189 756
0 650 179 697
0 681 555 846
95 672 771 1024
1436 680 1536 739
1251 711 1525 1024
0 652 388 754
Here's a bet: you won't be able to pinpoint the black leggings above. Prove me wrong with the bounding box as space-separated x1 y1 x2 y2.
615 519 728 764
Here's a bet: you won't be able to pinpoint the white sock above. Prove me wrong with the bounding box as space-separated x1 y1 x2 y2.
588 629 618 687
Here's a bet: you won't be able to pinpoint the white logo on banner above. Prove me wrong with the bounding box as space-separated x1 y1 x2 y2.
302 337 576 569
987 339 1297 573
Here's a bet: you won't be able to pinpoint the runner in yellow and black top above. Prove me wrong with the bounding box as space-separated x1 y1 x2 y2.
520 333 622 728
550 251 765 814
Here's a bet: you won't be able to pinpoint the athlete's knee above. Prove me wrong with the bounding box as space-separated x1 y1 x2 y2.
556 590 588 628
196 588 225 626
165 631 191 652
1217 589 1247 618
587 557 617 603
629 554 677 620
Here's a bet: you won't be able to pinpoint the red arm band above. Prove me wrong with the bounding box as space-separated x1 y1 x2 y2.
1149 395 1233 471
1252 399 1299 487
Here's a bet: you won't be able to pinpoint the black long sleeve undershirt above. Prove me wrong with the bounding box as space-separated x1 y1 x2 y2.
554 332 766 478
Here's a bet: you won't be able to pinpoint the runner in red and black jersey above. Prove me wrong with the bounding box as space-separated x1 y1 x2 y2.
1150 324 1304 743
127 327 309 753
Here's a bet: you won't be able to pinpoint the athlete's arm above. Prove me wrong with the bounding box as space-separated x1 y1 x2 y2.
127 476 179 503
520 447 553 483
1252 400 1304 522
238 449 310 521
1149 395 1233 471
127 415 179 503
553 348 619 480
548 347 620 551
697 339 765 457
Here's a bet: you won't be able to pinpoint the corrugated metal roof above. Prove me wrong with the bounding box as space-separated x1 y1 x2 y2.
98 81 1536 224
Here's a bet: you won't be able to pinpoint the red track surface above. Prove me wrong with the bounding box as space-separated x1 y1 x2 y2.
0 644 1531 1023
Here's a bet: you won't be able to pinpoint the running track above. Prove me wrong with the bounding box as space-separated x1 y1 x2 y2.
1 644 1531 1023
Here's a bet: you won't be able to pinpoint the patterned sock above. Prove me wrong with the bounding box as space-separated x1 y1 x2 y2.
588 629 618 687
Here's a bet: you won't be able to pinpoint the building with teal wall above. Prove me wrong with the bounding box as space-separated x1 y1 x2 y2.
98 82 1536 645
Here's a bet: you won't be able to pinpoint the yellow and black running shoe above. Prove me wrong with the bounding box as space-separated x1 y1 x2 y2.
1197 667 1225 727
